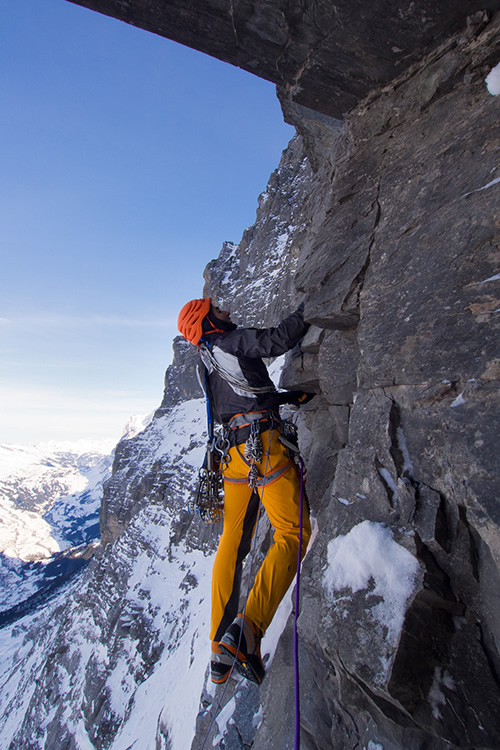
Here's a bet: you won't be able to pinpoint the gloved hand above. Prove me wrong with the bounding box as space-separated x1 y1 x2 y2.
277 391 316 406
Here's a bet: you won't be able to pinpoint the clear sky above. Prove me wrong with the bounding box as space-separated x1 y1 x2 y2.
0 0 294 445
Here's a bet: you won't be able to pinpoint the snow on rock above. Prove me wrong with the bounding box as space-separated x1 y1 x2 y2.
428 667 457 720
324 521 419 643
462 174 500 198
485 61 500 95
450 393 466 408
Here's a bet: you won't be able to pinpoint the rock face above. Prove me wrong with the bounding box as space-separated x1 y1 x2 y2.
2 5 499 750
197 12 500 749
264 20 499 750
258 17 499 750
67 0 500 119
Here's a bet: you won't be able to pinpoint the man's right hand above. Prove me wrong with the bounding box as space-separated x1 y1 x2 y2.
278 391 316 406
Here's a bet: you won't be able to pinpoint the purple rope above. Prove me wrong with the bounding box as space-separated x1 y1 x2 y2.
294 458 305 750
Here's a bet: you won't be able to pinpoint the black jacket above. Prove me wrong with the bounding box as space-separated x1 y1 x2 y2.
201 308 309 428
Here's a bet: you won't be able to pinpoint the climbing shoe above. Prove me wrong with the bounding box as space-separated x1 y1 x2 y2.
218 614 265 685
210 641 234 684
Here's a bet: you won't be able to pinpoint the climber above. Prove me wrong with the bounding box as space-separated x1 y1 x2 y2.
177 298 313 685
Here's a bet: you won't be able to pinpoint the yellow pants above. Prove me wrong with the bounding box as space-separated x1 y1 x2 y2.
210 427 311 642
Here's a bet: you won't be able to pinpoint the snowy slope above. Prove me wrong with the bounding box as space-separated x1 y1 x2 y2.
0 399 213 749
0 440 115 559
0 397 299 750
0 417 155 620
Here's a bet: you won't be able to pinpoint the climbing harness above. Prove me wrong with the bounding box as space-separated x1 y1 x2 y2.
224 411 295 490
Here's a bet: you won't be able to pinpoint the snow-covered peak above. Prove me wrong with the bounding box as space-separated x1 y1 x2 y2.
119 412 155 442
0 438 115 483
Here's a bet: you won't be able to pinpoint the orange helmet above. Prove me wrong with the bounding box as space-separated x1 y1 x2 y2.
177 297 212 346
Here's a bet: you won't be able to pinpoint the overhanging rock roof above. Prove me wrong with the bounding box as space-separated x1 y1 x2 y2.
67 0 500 119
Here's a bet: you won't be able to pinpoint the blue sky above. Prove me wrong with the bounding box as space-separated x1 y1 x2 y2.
0 0 294 444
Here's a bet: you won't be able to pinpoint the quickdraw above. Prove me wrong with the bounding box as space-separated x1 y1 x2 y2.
244 421 263 488
190 429 232 524
191 442 224 523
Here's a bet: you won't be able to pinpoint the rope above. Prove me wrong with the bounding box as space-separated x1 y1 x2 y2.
199 342 276 396
294 457 305 750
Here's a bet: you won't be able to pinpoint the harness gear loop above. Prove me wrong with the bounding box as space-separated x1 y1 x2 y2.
190 364 225 524
191 441 224 524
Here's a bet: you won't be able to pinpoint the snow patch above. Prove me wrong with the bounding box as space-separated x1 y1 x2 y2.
377 466 398 504
450 393 466 408
213 696 236 746
462 176 500 198
324 521 419 641
474 273 500 284
429 667 456 719
395 425 414 477
485 62 500 95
